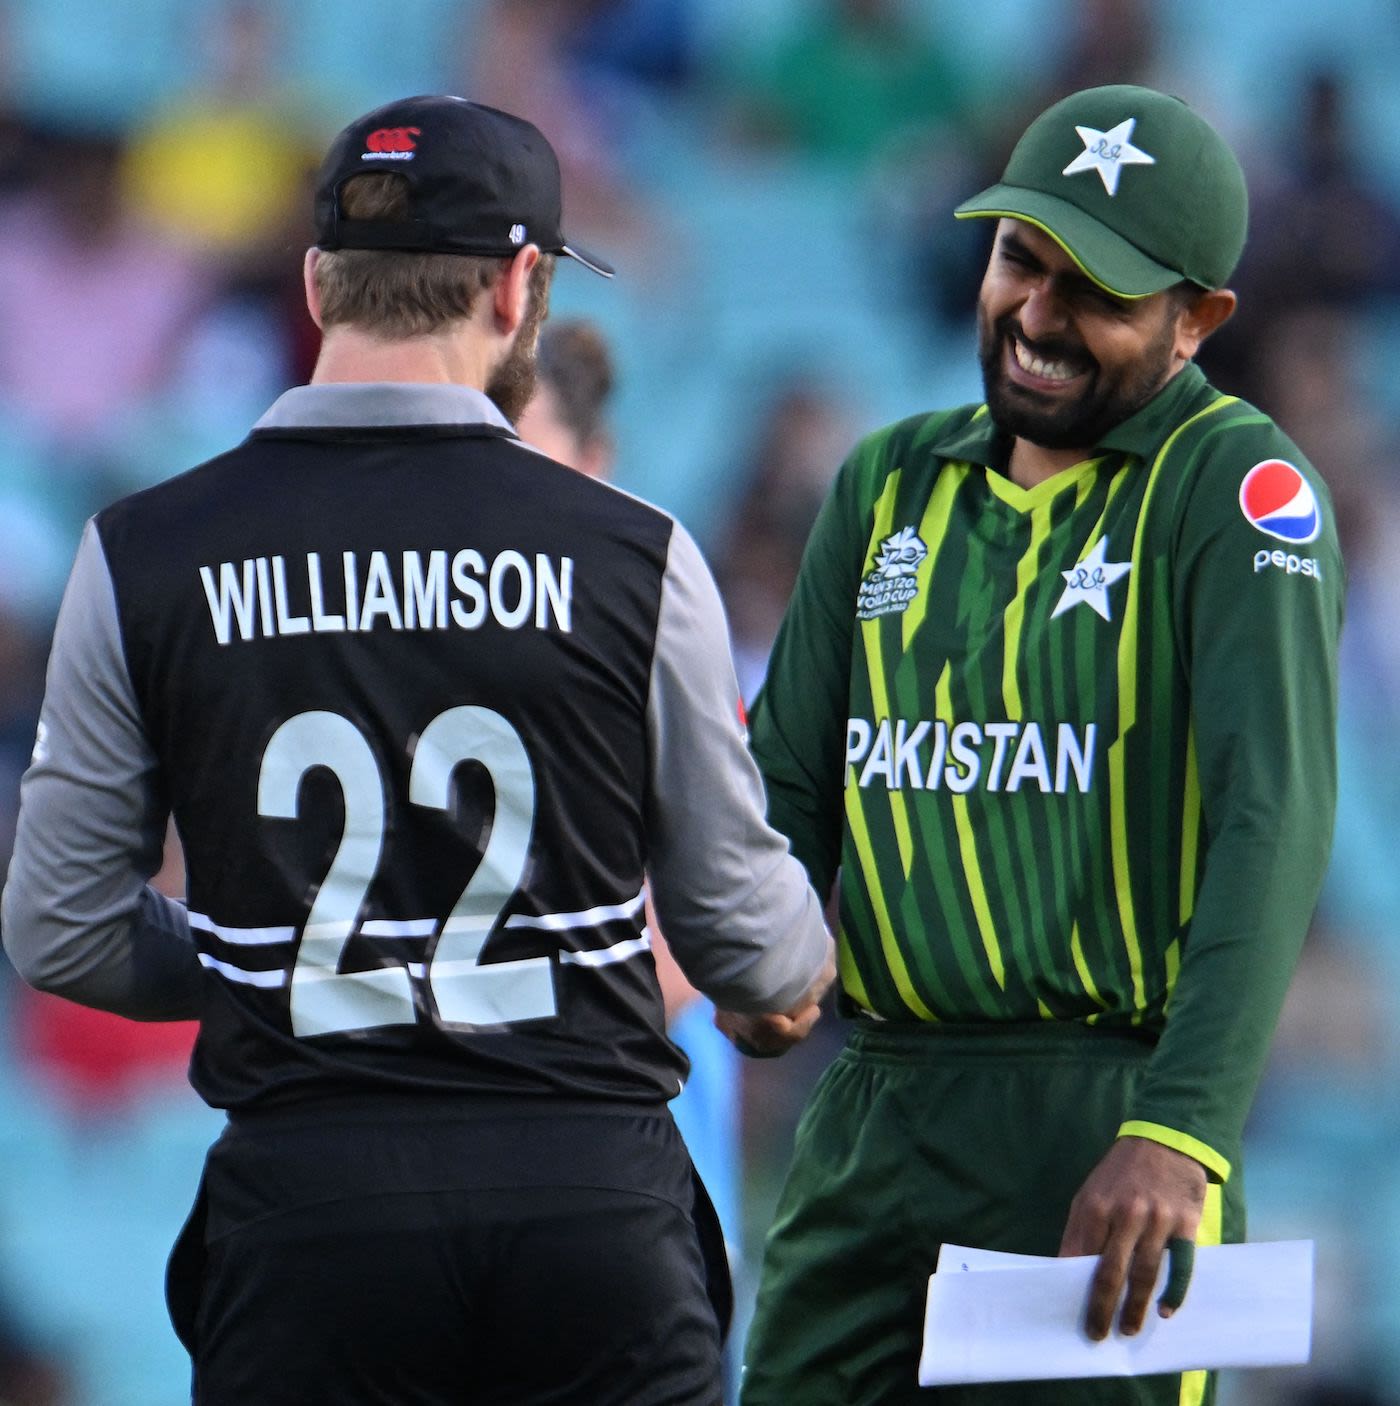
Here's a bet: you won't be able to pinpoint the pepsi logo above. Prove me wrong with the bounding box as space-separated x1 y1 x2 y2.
1238 460 1321 544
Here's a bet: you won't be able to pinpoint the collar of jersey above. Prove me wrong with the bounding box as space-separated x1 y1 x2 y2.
982 454 1106 510
253 382 517 433
925 361 1218 469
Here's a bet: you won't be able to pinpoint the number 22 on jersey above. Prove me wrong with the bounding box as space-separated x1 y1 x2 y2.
257 706 556 1038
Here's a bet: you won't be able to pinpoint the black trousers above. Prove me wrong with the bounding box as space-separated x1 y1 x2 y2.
168 1101 730 1405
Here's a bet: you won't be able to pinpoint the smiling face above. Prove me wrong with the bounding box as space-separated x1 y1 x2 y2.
976 219 1191 456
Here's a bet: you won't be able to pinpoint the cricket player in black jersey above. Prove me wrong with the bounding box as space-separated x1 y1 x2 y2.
2 96 833 1406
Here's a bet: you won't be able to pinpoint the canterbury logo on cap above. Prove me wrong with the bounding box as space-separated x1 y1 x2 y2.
362 126 421 161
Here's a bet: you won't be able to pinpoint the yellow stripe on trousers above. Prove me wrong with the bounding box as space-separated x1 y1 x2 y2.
1178 1182 1223 1406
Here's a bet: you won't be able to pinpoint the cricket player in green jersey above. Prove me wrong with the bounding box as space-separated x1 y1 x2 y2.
731 85 1343 1406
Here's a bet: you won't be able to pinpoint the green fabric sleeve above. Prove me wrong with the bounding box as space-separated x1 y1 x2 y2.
749 441 878 900
1125 421 1344 1177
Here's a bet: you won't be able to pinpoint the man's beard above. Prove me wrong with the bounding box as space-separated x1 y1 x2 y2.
487 266 552 423
977 306 1177 451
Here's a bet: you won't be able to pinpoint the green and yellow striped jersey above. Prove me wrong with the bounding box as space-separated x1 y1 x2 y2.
752 363 1343 1179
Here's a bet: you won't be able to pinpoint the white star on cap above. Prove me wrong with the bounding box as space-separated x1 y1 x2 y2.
1051 536 1132 621
1062 118 1155 197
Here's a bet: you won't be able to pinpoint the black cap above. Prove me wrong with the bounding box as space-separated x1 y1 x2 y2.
313 95 614 278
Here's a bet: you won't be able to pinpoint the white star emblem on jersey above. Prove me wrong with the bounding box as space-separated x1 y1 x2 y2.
1052 536 1132 621
1062 118 1155 196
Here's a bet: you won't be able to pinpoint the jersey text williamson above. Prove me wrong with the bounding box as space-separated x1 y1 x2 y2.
199 547 574 645
846 716 1097 794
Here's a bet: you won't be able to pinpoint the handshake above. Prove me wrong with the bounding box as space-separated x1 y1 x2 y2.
714 937 837 1058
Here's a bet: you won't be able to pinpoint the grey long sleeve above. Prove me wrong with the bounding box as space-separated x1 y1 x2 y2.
2 521 201 1020
644 522 829 1014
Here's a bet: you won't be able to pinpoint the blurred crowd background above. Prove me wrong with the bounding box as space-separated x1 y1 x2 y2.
0 0 1397 1401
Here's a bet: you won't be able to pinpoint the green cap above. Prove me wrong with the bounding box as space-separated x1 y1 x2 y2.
954 85 1248 298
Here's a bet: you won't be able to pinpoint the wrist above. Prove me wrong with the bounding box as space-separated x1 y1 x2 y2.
1117 1120 1229 1182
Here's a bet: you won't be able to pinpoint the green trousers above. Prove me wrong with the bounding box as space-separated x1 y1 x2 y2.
741 1022 1242 1406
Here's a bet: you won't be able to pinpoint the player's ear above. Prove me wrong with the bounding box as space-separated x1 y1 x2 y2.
493 245 541 337
303 248 324 330
1173 287 1236 360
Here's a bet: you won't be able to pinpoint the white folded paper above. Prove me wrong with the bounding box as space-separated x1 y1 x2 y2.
919 1240 1313 1386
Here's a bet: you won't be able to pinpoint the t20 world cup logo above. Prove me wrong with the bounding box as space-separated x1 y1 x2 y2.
857 527 928 620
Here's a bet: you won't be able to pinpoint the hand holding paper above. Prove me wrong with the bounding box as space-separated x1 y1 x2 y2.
1058 1135 1209 1338
919 1240 1314 1387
